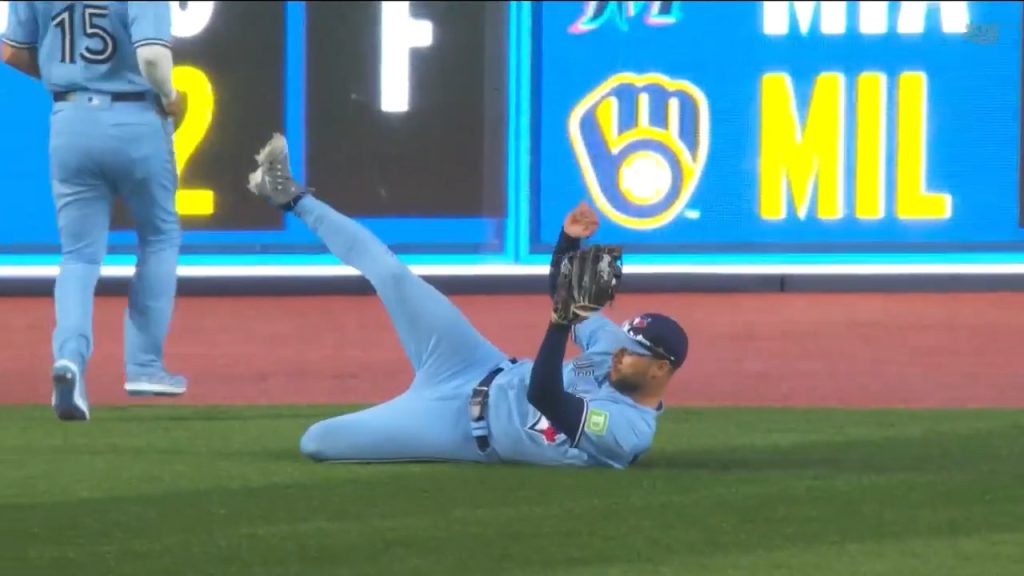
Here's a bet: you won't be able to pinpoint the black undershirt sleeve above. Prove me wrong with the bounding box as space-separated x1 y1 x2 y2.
547 230 582 300
526 322 588 446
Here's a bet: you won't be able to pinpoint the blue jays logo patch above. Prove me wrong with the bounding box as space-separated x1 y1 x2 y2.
627 315 650 329
569 72 710 230
527 414 565 445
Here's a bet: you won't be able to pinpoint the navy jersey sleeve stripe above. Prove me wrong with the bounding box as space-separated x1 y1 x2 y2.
570 398 589 448
2 37 36 49
133 38 172 49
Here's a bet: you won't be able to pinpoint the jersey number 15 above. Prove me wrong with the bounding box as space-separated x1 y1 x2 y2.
51 4 117 65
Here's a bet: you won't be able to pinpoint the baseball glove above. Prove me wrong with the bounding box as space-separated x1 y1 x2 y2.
552 244 624 325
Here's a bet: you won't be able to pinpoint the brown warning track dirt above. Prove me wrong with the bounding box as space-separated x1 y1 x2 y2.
1 293 1022 408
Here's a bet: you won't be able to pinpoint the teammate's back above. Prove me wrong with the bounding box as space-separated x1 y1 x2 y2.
17 1 171 95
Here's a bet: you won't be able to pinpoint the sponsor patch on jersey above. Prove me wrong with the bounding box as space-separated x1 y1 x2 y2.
585 408 609 436
572 357 597 377
527 414 565 444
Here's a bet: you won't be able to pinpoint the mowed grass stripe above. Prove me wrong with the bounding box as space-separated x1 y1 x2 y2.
1 406 1022 576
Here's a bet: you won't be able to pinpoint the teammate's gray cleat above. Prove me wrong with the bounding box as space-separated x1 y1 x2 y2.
124 372 188 397
247 133 311 210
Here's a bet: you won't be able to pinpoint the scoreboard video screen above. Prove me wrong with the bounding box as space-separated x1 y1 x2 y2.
0 0 510 261
522 0 1024 262
1 1 1022 273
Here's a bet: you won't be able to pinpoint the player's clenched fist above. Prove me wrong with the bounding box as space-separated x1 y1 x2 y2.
161 90 188 131
563 201 599 239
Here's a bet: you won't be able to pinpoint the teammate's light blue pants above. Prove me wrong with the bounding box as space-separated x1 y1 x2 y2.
294 196 508 463
49 94 181 377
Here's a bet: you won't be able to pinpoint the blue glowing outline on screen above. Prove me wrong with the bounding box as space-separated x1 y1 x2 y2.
505 0 520 262
286 1 306 201
514 0 533 263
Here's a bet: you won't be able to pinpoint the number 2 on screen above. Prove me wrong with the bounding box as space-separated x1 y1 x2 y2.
170 65 215 216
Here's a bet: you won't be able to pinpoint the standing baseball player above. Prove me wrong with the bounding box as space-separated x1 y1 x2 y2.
2 2 189 421
247 134 688 468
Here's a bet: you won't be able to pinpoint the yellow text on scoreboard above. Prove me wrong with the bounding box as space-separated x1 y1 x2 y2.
758 1 969 223
759 71 949 222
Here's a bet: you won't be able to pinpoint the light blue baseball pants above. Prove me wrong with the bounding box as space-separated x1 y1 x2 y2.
48 92 181 378
292 196 508 463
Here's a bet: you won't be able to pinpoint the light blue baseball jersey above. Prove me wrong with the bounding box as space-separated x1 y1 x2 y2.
486 314 663 469
1 1 172 94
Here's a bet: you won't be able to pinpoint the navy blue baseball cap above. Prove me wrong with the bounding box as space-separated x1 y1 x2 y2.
620 313 689 369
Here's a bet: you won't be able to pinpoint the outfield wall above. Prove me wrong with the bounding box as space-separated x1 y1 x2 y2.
1 2 1021 294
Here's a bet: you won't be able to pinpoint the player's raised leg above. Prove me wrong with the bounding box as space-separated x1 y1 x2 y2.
247 134 507 386
112 109 186 397
47 110 111 421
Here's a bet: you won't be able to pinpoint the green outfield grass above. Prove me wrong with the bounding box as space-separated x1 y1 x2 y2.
1 405 1022 576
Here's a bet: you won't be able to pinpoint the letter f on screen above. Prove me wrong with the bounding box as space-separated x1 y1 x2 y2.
380 1 433 113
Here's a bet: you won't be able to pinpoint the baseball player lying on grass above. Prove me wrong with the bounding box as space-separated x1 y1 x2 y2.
246 134 689 469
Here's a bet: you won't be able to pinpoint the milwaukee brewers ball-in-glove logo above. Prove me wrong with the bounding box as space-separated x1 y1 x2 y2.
568 73 709 230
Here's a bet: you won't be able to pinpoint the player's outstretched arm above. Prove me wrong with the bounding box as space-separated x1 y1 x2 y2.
526 320 589 447
1 2 40 79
